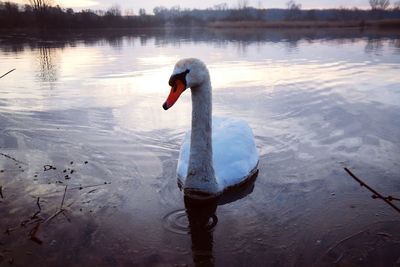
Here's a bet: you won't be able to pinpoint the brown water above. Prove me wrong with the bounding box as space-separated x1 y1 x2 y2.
0 29 400 267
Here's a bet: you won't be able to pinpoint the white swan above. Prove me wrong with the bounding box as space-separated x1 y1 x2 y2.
163 58 259 197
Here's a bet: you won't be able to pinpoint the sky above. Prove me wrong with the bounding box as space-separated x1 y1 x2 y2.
14 0 371 13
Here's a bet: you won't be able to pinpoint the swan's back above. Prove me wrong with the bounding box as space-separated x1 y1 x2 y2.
177 117 259 192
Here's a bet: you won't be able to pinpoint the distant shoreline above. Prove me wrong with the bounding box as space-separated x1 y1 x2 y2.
0 20 400 34
2 1 400 31
208 19 400 29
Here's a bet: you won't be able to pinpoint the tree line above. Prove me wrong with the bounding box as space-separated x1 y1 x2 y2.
1 0 400 29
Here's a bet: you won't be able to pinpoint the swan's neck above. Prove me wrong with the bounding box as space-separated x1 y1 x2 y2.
185 78 218 194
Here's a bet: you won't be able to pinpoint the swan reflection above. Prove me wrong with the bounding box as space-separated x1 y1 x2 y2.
184 196 218 266
183 171 258 266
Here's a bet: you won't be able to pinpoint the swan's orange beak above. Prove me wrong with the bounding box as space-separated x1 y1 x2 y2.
163 79 186 110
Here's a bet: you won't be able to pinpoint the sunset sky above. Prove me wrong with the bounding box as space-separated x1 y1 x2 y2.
14 0 371 13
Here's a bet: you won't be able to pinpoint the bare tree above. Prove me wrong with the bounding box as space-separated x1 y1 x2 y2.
369 0 390 10
237 0 249 10
286 0 302 20
28 0 53 12
213 3 228 10
286 0 302 10
139 8 146 16
393 0 400 9
380 0 391 9
369 0 378 9
124 9 134 16
105 5 121 16
153 6 167 16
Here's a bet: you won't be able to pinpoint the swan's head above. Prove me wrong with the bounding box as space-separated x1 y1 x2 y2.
163 58 209 110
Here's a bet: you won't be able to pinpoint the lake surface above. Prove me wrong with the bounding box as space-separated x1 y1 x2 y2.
0 28 400 267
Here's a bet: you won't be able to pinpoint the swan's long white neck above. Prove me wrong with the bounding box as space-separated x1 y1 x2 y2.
184 76 218 194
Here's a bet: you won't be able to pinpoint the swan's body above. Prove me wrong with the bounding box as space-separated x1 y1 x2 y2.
163 58 259 197
177 117 259 192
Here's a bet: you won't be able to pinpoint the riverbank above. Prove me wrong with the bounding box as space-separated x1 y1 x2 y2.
208 19 400 29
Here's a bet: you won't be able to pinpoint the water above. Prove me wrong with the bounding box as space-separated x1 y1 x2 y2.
0 28 399 266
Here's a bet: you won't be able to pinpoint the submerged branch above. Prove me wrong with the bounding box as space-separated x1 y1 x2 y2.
344 167 400 214
0 69 16 79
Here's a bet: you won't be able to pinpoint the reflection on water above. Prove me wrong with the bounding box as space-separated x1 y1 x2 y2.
185 197 218 267
365 38 384 55
168 173 256 267
36 47 58 84
0 28 400 266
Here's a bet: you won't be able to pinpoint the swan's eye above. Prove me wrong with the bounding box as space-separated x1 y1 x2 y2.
169 69 190 88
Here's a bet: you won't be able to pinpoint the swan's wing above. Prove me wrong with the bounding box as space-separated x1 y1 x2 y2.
212 117 259 189
177 117 259 191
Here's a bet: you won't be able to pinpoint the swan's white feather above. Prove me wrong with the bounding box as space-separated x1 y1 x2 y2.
177 116 259 192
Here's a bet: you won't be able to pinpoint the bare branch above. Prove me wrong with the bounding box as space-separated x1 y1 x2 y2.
0 69 15 79
28 0 53 11
369 0 390 10
344 167 400 213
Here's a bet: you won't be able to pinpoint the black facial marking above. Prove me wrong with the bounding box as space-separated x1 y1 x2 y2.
168 69 190 88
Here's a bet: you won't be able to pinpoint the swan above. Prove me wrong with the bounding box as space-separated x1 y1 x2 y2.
163 58 259 198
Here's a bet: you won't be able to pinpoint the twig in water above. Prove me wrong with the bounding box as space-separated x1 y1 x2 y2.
43 209 64 224
4 226 18 235
333 252 345 264
36 197 41 211
29 222 43 245
0 186 3 198
344 167 400 213
30 211 41 220
315 229 368 266
61 210 71 222
0 68 15 79
377 195 400 202
69 182 110 191
60 185 67 209
30 197 42 219
376 232 392 238
43 185 69 224
0 152 27 165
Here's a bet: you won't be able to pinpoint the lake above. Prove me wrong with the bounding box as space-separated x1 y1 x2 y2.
0 28 399 266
